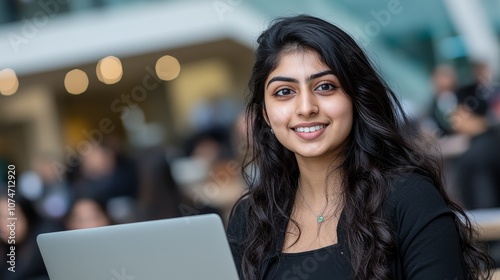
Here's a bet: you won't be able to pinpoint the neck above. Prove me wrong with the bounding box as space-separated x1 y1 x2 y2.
295 155 343 203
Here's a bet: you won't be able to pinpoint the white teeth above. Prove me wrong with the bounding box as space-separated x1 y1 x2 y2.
294 125 326 133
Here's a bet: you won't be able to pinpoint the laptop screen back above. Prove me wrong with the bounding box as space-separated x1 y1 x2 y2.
37 214 239 280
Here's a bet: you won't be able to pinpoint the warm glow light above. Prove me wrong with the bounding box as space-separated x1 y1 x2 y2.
155 55 181 81
65 69 89 95
96 56 123 84
0 68 19 96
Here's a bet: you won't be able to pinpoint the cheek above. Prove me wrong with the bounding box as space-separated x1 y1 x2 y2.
325 99 353 123
266 105 291 128
329 103 353 139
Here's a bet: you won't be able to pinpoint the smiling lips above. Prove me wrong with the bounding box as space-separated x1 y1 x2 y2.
292 124 328 140
293 124 326 133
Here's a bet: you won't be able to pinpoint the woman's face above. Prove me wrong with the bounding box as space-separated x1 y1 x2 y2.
263 49 353 162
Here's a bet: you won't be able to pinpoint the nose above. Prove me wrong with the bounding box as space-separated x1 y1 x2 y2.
296 90 319 117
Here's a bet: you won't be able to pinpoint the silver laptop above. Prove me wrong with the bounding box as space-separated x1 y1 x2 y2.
37 214 239 280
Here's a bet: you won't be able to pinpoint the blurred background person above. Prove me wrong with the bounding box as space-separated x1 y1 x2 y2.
166 119 253 224
18 154 71 225
459 62 494 105
69 138 138 223
65 197 112 230
449 81 500 268
135 146 185 221
172 127 238 224
419 64 466 198
422 64 458 137
450 85 500 210
0 192 62 280
492 87 500 122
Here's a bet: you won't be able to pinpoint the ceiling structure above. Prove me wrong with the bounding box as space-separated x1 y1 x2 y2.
0 0 499 108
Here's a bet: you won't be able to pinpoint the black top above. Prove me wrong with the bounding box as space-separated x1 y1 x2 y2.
227 173 468 279
265 241 351 279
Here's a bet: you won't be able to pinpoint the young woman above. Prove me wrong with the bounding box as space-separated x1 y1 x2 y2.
227 15 493 279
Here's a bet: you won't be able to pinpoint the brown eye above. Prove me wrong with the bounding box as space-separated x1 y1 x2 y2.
316 83 336 91
275 88 293 96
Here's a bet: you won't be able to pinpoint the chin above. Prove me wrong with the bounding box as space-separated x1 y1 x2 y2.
294 149 328 159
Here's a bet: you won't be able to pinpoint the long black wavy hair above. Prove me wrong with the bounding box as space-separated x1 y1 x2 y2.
235 14 493 279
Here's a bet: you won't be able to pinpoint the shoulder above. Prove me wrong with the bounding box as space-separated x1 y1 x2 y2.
384 172 455 244
385 173 447 211
384 173 451 230
384 174 469 278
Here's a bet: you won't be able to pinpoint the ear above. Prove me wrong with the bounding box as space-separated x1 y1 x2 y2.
262 105 271 127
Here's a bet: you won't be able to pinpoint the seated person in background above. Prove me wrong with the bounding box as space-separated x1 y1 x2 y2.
136 147 186 221
0 193 62 280
425 64 458 137
450 84 500 210
65 197 111 230
450 77 500 269
69 138 138 224
18 154 71 223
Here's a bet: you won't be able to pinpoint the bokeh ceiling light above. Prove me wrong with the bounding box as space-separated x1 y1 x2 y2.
155 55 181 81
97 56 123 84
65 69 89 95
0 68 19 96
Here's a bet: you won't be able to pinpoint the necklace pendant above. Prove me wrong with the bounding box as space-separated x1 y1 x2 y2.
317 216 324 223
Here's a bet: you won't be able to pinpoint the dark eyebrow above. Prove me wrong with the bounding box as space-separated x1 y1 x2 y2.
266 76 298 89
266 70 336 89
309 70 335 80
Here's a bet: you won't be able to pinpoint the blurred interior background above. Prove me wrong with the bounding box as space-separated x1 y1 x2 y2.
1 0 499 173
0 0 500 278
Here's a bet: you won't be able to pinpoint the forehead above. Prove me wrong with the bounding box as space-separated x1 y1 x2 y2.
269 49 331 78
279 49 327 67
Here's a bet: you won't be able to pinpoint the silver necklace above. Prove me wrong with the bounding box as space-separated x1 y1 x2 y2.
298 185 328 223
